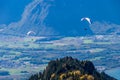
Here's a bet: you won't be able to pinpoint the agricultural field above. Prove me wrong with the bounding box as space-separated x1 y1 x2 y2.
0 35 120 80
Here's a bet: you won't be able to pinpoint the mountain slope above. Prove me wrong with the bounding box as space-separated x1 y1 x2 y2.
29 57 116 80
0 0 120 36
0 0 56 36
0 0 96 36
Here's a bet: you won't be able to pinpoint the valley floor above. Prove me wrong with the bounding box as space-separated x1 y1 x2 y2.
0 35 120 80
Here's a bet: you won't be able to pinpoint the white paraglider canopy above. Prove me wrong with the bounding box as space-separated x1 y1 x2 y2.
27 31 36 36
81 17 92 25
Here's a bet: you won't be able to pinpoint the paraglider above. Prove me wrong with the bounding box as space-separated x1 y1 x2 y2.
81 17 92 25
27 31 36 36
80 17 93 35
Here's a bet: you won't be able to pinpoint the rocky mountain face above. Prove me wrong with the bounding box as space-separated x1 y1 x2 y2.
0 0 93 36
0 0 56 36
0 0 120 36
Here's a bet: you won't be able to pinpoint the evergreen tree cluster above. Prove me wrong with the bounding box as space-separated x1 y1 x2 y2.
29 56 116 80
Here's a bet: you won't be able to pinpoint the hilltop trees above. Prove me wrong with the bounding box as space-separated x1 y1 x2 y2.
29 56 116 80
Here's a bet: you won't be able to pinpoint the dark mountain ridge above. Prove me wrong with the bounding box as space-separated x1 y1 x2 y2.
29 57 116 80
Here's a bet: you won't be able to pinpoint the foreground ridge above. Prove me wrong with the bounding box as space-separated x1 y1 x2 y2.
29 56 116 80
